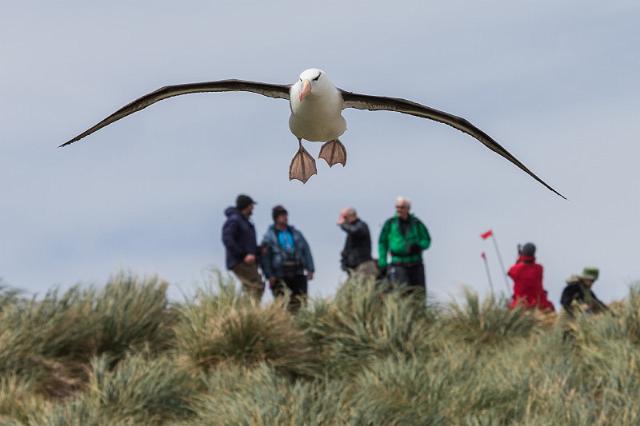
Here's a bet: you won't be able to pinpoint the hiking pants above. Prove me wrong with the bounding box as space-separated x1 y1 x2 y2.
388 263 426 298
271 274 308 313
232 262 265 302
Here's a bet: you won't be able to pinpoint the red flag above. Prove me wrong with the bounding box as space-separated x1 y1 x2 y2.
480 229 493 240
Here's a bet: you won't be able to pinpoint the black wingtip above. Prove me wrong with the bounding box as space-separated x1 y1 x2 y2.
545 184 567 200
58 139 76 148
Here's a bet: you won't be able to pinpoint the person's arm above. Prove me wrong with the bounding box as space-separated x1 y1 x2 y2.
340 221 367 237
222 220 244 258
299 232 315 274
378 220 390 269
590 290 609 311
259 235 273 279
415 220 431 251
507 263 520 280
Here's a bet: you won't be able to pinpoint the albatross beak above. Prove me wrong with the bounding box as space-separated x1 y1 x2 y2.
299 79 311 102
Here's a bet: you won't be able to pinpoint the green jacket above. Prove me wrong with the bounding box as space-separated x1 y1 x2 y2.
378 214 431 268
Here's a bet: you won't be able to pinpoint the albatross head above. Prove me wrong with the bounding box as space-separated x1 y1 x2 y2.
296 68 330 102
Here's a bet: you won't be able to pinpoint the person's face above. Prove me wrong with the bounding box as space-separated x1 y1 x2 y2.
241 204 254 217
395 202 410 219
276 213 288 227
583 278 595 288
345 211 357 223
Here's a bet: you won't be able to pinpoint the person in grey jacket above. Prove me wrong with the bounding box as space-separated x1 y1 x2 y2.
260 205 314 312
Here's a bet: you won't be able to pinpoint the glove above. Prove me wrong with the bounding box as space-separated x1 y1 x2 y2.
409 244 422 255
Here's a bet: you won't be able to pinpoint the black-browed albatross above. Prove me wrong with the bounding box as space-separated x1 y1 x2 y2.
60 68 565 198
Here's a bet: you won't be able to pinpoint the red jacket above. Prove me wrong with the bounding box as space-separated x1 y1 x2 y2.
508 256 554 311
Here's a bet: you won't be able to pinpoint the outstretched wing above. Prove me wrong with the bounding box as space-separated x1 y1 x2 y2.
60 80 291 147
341 90 565 199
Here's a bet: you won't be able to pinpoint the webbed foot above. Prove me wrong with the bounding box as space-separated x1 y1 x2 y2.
289 141 317 183
319 139 347 167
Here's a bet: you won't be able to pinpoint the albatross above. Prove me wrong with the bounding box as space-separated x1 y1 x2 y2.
60 68 565 198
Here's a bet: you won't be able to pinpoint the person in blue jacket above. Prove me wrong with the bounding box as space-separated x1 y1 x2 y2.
222 194 264 302
260 205 314 312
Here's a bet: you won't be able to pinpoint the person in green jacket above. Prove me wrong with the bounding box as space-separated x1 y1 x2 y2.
378 196 431 294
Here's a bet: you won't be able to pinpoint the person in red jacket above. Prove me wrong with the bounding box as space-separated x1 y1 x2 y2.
508 242 554 311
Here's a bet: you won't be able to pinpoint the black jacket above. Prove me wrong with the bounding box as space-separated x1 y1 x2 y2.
560 283 607 316
340 219 372 270
221 207 258 270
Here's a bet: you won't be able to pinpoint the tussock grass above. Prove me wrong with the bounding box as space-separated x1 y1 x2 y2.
298 279 436 377
30 353 196 425
1 273 640 424
174 279 318 378
0 375 49 424
0 274 172 399
187 364 349 425
441 288 538 346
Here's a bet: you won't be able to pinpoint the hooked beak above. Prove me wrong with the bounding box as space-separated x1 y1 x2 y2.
299 79 311 102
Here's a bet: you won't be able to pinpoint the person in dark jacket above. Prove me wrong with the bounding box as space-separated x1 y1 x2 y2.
260 205 314 312
378 197 431 296
221 194 264 302
561 267 607 317
338 207 376 278
508 242 554 311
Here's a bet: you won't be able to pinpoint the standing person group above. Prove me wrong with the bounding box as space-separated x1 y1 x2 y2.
222 195 314 312
222 194 611 317
507 243 608 315
222 194 434 310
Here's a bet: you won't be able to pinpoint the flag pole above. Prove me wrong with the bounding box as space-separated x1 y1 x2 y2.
481 252 495 297
490 233 511 294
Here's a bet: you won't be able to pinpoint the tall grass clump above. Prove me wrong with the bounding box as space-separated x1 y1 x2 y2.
0 375 50 424
189 364 349 425
297 278 436 377
174 278 317 378
0 286 97 397
349 355 465 424
91 274 174 358
441 288 539 346
0 274 172 399
31 353 196 425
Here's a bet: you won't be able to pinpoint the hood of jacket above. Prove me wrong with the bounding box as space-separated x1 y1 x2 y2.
225 206 241 218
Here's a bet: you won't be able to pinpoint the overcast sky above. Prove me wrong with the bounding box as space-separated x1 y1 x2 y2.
1 1 639 305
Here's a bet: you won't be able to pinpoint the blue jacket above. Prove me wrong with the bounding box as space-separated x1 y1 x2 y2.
221 207 258 270
260 224 314 279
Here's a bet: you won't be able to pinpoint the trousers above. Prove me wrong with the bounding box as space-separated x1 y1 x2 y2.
232 262 265 302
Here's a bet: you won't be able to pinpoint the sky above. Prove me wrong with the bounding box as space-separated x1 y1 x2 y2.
1 1 639 305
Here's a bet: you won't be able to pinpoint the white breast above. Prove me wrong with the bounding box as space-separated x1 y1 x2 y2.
289 85 347 142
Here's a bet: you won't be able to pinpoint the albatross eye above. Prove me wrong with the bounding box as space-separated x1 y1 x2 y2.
312 73 321 82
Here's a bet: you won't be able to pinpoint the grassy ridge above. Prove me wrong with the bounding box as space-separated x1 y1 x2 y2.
0 273 639 425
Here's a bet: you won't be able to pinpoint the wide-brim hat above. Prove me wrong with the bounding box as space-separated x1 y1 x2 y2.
565 274 583 285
